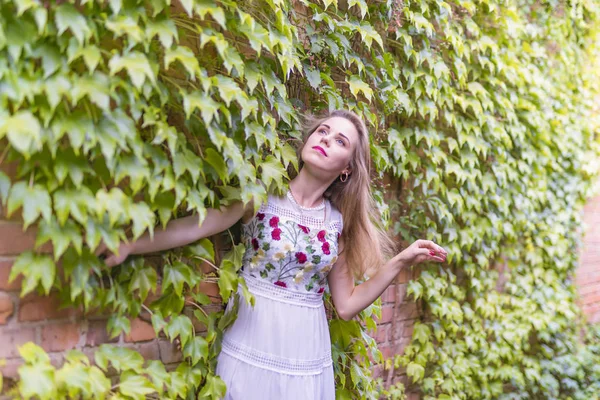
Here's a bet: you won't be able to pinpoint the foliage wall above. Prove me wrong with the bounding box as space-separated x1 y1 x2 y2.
0 0 599 399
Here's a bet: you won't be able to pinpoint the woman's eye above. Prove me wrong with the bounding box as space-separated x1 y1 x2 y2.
337 139 345 146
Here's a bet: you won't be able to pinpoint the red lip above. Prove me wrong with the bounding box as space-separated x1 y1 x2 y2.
312 146 327 157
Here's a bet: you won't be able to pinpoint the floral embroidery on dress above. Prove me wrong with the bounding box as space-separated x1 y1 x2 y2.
241 199 342 293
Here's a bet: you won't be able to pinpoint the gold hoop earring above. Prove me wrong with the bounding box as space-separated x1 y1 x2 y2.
340 172 348 182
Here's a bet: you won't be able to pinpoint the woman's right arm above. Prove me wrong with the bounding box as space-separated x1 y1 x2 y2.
99 200 255 267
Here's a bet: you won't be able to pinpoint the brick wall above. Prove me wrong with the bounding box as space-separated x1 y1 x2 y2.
576 183 600 323
3 167 599 396
0 161 419 395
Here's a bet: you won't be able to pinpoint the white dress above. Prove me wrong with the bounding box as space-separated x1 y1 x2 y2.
216 191 343 399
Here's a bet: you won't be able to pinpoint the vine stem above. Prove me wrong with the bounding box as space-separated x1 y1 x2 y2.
0 146 9 165
186 300 209 318
196 256 219 271
141 303 153 315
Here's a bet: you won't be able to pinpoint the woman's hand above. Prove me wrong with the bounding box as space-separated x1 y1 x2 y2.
397 239 447 267
95 241 133 268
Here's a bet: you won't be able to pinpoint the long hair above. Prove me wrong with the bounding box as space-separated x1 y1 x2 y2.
296 110 396 279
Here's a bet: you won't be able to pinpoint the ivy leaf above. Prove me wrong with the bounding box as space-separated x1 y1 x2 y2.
165 315 193 348
9 252 56 296
109 52 156 89
217 259 238 303
55 4 90 44
145 361 168 395
12 183 52 229
107 314 131 339
347 75 372 102
164 46 200 79
118 371 155 400
18 363 56 400
198 374 227 399
0 171 11 206
212 75 244 107
129 264 157 302
87 367 111 398
147 18 178 49
163 261 194 297
0 111 42 156
36 219 82 260
95 345 145 373
348 0 368 18
304 65 321 89
407 362 425 382
205 148 229 183
259 155 288 189
185 238 215 263
182 91 220 124
129 202 156 241
407 280 423 300
54 188 94 226
413 322 431 345
183 336 209 365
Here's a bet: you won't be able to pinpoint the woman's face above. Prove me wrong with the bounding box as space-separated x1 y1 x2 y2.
301 116 359 177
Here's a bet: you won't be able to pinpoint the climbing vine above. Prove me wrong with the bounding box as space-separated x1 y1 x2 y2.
0 0 598 399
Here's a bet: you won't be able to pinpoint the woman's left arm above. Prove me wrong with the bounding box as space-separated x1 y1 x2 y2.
328 238 447 321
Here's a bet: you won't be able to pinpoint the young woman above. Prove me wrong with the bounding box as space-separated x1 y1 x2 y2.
99 110 447 399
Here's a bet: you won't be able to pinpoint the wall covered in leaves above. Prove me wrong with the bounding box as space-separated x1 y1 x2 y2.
0 0 599 399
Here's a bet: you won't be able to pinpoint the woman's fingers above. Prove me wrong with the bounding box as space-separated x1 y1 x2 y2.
417 240 447 256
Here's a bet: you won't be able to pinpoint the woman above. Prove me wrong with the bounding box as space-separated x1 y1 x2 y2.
99 110 447 399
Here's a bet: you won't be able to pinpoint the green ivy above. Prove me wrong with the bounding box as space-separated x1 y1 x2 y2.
0 0 598 399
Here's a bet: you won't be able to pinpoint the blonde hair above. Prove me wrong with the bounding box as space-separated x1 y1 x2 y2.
296 110 396 279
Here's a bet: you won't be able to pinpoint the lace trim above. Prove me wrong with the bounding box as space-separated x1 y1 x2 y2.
221 338 333 376
242 272 324 308
286 189 325 211
256 202 342 232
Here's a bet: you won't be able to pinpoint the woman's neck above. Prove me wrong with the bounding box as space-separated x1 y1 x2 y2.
288 169 330 208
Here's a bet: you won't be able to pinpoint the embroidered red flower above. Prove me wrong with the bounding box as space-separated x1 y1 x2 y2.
295 252 307 264
257 213 265 221
274 281 287 288
271 228 282 240
298 224 310 234
317 230 326 242
317 287 325 294
322 242 330 255
269 216 279 228
252 238 259 250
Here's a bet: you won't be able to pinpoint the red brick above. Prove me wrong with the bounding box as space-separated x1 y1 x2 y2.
397 303 418 321
136 341 160 360
158 339 182 364
0 291 14 324
374 324 389 344
378 344 394 359
19 292 80 322
41 322 81 352
0 328 36 358
0 258 21 291
375 305 394 324
197 281 221 302
0 357 23 380
381 287 396 304
125 318 156 343
0 222 53 255
85 320 118 347
402 323 415 339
